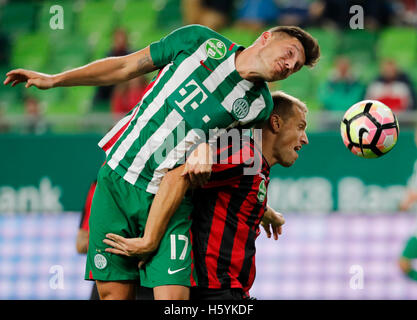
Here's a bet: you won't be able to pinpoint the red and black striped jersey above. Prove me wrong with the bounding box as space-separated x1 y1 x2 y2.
79 181 97 231
191 133 270 294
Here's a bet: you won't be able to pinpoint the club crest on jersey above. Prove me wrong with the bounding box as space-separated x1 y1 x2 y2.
257 179 267 203
232 98 250 119
94 253 107 270
205 38 226 60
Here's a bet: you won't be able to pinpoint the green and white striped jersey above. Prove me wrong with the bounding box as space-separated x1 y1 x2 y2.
98 24 273 193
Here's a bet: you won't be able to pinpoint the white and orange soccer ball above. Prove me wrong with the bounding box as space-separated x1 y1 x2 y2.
340 100 399 158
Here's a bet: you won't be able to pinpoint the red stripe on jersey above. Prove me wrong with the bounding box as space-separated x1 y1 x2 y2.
89 270 93 280
216 140 254 166
101 102 140 152
189 226 197 287
229 43 236 51
200 60 213 72
102 68 164 152
228 185 259 287
211 163 239 173
81 182 97 231
205 192 233 288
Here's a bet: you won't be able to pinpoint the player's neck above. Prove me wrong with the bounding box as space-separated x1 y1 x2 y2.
253 128 276 167
235 48 264 83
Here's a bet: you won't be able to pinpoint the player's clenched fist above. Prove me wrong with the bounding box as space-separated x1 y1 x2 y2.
3 69 55 90
182 142 213 188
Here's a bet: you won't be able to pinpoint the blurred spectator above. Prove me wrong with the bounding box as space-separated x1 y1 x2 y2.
22 96 49 134
276 0 312 27
181 0 235 31
111 76 148 120
235 0 280 31
92 28 131 111
366 59 416 113
0 107 10 133
398 233 417 282
395 0 417 26
398 128 417 283
399 129 417 211
310 0 394 29
0 32 11 66
318 56 365 111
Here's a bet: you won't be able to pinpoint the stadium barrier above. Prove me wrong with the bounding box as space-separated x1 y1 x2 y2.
0 130 415 214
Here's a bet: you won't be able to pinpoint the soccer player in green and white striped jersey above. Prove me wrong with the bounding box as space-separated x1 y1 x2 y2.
4 24 320 299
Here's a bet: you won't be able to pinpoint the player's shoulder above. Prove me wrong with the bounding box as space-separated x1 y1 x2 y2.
223 134 259 166
171 24 216 38
178 24 234 45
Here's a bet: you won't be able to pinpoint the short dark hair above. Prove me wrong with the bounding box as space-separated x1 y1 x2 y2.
267 26 320 68
255 91 307 129
271 91 307 120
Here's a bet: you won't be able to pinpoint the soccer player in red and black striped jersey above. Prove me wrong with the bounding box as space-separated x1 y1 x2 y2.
190 133 271 299
190 91 308 299
104 91 308 299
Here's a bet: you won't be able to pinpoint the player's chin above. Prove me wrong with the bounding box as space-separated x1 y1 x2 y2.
276 73 291 81
270 73 285 81
282 154 297 167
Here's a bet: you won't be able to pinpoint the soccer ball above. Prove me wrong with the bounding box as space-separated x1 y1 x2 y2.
340 100 399 158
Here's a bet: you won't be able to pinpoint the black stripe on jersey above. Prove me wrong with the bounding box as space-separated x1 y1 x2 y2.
216 131 252 161
191 188 218 287
237 199 264 289
210 164 245 183
216 174 254 288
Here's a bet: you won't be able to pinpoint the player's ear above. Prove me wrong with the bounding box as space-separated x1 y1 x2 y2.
269 113 282 133
260 31 272 45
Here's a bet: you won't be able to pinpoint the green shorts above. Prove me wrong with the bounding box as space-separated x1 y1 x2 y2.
85 164 197 287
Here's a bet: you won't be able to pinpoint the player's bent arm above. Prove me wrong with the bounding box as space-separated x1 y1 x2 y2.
141 164 191 251
4 46 157 89
104 164 191 258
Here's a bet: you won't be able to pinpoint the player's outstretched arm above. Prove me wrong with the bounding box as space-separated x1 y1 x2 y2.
261 205 285 240
3 46 157 89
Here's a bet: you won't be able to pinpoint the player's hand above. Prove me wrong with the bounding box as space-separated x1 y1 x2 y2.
103 233 155 268
261 208 285 240
182 142 213 188
3 69 55 90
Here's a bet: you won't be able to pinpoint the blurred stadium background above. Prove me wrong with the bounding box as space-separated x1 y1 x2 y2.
1 0 417 299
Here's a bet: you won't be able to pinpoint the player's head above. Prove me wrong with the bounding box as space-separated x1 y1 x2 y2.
253 26 320 81
256 91 308 167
